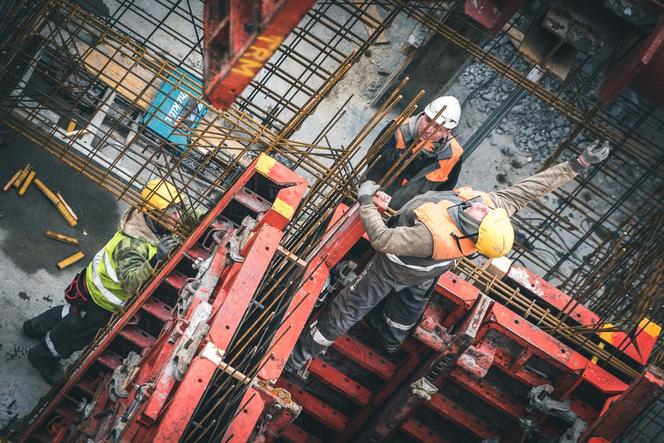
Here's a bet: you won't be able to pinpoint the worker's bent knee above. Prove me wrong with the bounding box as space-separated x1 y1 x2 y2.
310 324 334 346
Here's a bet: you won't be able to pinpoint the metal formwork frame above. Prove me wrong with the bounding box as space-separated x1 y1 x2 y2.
18 153 307 442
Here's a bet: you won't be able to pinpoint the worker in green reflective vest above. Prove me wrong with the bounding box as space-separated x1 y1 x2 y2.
23 179 183 384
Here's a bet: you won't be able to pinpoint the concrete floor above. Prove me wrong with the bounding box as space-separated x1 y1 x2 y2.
0 130 123 426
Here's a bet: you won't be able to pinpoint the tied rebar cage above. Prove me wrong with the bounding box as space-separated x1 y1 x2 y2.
2 0 664 439
388 0 664 350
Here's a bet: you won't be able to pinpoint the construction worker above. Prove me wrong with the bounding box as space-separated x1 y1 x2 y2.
286 141 610 372
365 96 464 210
22 179 183 384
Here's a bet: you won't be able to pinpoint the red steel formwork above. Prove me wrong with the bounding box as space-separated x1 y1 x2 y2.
18 153 307 443
230 207 664 442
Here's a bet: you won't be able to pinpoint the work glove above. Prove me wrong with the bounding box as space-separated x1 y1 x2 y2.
577 140 610 168
156 235 179 261
357 180 381 205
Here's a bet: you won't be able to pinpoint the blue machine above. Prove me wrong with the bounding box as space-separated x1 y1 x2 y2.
143 67 208 153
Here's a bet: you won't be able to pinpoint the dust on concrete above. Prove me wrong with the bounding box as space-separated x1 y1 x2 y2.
0 131 123 423
0 133 121 275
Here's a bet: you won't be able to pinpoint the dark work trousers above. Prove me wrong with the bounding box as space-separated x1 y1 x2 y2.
286 256 435 371
27 300 112 369
42 300 112 358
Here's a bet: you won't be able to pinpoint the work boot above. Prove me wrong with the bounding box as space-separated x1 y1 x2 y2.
27 342 64 385
22 306 63 339
366 310 401 354
284 329 328 375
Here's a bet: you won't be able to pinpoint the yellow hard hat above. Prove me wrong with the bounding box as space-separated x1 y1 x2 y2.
475 208 514 258
141 179 181 210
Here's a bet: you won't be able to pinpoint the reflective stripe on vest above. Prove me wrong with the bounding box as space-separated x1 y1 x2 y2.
424 138 464 183
385 253 453 272
90 249 124 308
414 200 476 260
85 231 157 312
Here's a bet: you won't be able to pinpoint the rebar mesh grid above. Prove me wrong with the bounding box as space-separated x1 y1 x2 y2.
391 0 664 345
2 0 664 439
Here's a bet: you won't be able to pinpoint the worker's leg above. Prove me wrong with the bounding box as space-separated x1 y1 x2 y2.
24 270 86 339
23 305 65 339
285 257 395 372
376 278 436 348
28 300 111 384
47 300 112 357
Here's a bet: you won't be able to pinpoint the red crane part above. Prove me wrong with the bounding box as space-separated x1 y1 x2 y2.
204 0 317 109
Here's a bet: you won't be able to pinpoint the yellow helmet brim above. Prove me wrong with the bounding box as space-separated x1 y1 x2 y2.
141 179 182 210
475 208 514 258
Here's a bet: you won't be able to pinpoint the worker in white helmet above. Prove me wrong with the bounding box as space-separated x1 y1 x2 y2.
365 96 464 210
286 141 611 373
23 179 185 384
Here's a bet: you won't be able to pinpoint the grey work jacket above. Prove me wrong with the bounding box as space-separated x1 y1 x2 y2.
359 160 582 283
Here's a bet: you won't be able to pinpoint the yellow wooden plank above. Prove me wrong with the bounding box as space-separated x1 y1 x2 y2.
45 230 80 246
75 41 162 110
3 169 22 192
57 251 85 270
18 170 36 196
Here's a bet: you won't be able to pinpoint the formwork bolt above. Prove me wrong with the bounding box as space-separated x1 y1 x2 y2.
265 414 273 421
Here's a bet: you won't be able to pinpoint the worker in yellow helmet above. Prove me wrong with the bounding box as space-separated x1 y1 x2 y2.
286 141 610 372
23 179 183 384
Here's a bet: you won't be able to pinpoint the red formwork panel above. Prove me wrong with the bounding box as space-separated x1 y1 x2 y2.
505 264 661 366
257 236 663 442
18 154 307 443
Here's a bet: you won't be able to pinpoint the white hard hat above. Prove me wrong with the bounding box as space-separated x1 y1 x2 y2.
424 96 461 129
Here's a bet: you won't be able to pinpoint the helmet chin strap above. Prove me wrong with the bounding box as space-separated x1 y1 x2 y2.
447 198 483 256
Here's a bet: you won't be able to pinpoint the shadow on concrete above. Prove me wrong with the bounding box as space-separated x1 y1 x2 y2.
0 130 121 275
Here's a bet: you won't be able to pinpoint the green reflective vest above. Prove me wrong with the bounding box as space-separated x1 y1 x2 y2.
85 231 158 312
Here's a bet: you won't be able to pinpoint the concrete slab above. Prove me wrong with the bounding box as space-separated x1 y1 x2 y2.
0 129 123 424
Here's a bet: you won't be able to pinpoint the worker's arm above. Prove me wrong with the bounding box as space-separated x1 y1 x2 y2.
113 238 156 294
359 195 434 257
488 160 582 216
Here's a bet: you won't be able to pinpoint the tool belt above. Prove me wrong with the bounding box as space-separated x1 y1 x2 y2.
64 269 91 308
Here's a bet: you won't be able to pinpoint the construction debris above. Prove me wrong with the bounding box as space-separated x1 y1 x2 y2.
17 170 35 196
56 251 85 270
55 192 78 222
33 178 77 227
44 230 79 246
11 165 31 190
2 170 22 192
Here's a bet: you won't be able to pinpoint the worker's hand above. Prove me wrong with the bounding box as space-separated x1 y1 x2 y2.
578 140 610 168
358 180 380 198
358 180 381 205
156 235 179 261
